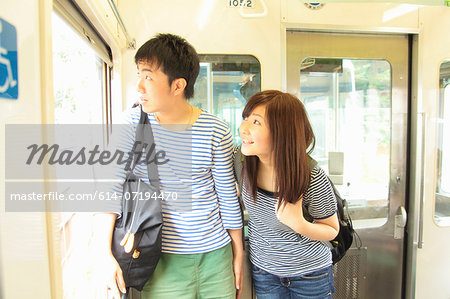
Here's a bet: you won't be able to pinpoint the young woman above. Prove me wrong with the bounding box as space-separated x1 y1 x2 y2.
238 90 339 298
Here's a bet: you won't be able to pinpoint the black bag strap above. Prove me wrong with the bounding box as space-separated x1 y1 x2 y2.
232 146 247 250
130 105 160 190
233 146 244 193
307 155 318 171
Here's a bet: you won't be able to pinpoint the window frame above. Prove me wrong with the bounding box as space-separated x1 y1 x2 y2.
435 59 450 226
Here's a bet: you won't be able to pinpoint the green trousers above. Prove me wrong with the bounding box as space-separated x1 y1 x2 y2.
141 243 235 299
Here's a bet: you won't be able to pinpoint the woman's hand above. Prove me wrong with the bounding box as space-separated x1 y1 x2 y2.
275 197 305 233
275 198 339 241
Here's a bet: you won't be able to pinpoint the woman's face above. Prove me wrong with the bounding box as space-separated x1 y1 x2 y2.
239 104 272 160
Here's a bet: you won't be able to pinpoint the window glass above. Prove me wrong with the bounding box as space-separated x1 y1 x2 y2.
300 58 391 228
52 12 105 124
52 10 111 296
435 59 450 226
192 55 261 144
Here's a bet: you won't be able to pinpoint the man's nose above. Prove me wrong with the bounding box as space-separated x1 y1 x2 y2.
137 78 145 94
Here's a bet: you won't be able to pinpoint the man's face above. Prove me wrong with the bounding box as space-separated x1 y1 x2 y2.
136 61 172 113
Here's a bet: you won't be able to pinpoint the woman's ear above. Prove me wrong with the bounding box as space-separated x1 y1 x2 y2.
172 78 187 97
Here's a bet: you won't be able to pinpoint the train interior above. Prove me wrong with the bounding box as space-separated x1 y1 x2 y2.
1 0 450 298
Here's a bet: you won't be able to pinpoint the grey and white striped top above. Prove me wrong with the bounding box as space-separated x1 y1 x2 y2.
242 165 337 277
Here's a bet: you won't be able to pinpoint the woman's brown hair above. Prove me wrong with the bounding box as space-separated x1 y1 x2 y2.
242 90 315 205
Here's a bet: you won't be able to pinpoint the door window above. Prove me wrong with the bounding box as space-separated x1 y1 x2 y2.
300 58 391 228
192 54 261 144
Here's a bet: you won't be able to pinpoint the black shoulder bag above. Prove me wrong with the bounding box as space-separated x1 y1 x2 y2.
306 156 356 264
111 106 163 293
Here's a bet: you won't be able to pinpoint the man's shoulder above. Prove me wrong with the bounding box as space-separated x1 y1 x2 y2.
119 106 142 124
198 110 230 133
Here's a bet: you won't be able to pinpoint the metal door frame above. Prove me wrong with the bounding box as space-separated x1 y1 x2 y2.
286 31 410 299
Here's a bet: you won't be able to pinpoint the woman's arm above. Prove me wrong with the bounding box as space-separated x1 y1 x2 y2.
276 199 339 241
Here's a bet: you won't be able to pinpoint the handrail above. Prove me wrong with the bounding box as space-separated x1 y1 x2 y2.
239 0 268 18
418 112 426 249
107 0 136 49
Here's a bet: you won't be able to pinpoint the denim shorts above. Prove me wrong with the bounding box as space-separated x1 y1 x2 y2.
251 263 335 299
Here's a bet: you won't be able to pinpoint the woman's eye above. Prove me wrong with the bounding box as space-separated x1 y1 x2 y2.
145 75 150 80
253 120 260 125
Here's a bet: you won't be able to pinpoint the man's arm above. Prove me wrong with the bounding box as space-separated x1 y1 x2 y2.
92 213 126 298
211 126 244 297
228 228 243 299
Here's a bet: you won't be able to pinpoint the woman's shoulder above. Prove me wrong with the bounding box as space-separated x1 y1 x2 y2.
310 164 327 180
305 165 334 196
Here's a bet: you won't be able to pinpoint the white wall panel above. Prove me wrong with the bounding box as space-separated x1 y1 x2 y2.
0 0 52 298
415 6 450 299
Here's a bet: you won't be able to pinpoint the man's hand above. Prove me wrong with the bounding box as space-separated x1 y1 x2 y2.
232 250 243 299
93 253 126 299
227 228 244 298
91 213 126 298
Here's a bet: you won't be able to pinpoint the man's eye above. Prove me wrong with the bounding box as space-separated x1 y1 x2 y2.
145 75 150 80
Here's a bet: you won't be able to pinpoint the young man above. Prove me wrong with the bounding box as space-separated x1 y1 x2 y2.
94 33 243 299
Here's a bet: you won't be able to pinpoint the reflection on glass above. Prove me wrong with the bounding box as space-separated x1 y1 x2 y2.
52 12 104 124
300 58 391 227
435 59 450 226
192 55 261 144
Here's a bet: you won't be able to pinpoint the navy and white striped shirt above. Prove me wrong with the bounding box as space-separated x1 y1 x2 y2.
110 107 242 254
242 166 337 277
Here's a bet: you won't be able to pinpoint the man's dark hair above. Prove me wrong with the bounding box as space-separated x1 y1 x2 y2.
135 33 200 99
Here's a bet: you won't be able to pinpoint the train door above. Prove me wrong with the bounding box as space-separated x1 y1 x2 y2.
287 32 409 299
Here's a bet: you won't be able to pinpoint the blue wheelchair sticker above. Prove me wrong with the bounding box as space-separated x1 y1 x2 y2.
0 17 18 100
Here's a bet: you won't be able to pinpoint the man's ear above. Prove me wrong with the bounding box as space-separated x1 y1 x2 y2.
172 78 187 96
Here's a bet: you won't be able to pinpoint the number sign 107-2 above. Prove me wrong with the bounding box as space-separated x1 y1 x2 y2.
227 0 254 8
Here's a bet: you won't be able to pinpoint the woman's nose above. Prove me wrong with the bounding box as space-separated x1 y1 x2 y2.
239 121 248 136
